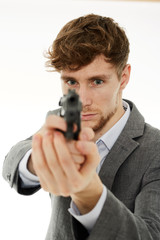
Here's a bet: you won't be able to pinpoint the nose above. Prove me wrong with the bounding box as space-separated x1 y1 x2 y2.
77 86 92 107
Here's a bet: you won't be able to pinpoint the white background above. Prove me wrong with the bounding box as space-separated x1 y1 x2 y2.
0 0 160 239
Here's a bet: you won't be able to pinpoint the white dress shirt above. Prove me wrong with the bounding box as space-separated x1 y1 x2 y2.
18 100 130 232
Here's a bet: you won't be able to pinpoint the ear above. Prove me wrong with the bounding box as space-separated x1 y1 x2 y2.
120 64 131 90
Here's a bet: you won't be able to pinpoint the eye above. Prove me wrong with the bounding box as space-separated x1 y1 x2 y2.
93 79 104 85
66 80 77 86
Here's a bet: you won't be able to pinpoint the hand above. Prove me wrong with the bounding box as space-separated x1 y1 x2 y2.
52 130 103 213
31 114 103 214
28 114 85 174
31 114 97 194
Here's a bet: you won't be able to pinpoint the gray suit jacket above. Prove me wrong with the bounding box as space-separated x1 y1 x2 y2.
2 100 160 239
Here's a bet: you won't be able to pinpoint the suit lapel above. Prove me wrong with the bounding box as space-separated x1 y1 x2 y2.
99 134 139 190
99 100 145 191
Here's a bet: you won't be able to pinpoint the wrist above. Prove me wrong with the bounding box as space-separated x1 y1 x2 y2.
27 155 37 176
71 174 103 214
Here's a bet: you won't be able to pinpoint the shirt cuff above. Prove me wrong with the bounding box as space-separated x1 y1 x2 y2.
68 185 107 233
18 149 40 188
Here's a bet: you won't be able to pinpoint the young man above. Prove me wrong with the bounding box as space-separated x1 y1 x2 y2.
3 14 160 239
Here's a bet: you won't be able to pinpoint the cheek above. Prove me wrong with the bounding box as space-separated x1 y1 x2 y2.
96 87 120 111
96 89 115 105
108 84 121 103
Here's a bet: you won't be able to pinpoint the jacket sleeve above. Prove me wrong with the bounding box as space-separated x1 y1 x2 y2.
2 110 59 195
2 137 41 195
72 155 160 240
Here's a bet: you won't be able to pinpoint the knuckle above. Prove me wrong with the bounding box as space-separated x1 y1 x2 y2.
40 183 48 192
50 188 60 196
42 186 48 192
60 187 70 197
61 192 70 197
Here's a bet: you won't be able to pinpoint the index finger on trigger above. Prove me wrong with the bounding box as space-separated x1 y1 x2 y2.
45 114 67 132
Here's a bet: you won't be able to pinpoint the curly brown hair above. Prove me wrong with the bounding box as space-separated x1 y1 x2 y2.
45 14 130 78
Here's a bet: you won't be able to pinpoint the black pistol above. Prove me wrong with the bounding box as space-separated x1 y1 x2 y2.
59 89 82 140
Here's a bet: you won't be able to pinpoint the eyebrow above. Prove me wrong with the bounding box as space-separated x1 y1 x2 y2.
88 74 111 81
61 76 76 81
61 74 111 82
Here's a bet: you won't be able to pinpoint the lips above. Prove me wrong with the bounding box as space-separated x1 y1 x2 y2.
81 113 97 121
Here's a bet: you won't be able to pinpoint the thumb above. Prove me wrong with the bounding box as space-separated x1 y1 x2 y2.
79 127 95 141
76 140 100 176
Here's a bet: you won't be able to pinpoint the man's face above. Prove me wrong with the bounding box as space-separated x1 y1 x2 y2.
61 55 130 140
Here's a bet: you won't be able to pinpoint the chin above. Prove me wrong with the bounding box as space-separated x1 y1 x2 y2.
82 120 92 127
81 121 96 130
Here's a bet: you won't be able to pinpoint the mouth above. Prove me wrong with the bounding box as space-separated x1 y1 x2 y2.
81 113 97 121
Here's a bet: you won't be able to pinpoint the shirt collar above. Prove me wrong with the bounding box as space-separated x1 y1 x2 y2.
96 100 130 151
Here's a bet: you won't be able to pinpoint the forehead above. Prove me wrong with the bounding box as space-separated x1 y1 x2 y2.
61 55 117 80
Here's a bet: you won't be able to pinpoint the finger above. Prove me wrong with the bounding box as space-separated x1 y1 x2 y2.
42 131 67 189
67 141 85 167
67 141 85 165
78 127 95 141
32 134 59 194
72 154 85 164
32 134 50 190
45 114 67 132
53 131 80 182
43 131 76 196
67 141 85 156
75 163 81 171
76 140 100 176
